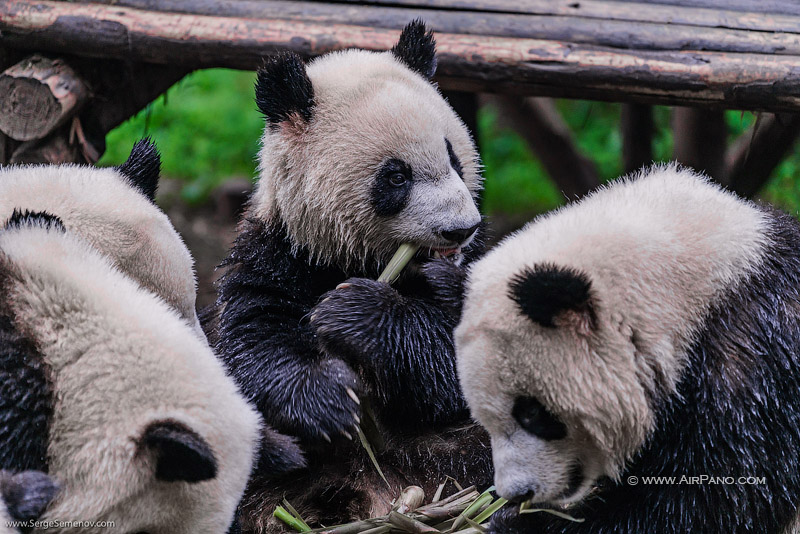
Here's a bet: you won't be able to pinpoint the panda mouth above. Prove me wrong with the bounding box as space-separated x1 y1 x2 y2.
431 246 461 259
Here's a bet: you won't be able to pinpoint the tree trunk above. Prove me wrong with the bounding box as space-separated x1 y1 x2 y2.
726 113 800 198
621 103 654 174
489 95 600 200
672 107 727 181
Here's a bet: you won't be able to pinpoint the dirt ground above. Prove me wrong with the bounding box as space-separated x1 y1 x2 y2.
158 178 534 311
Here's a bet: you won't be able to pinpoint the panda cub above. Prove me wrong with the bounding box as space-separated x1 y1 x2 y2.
0 211 302 533
206 20 492 530
0 139 202 335
0 471 58 533
456 165 800 533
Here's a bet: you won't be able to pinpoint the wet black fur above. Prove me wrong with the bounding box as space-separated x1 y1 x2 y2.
0 314 53 474
391 19 438 79
255 52 315 128
509 264 593 328
0 470 59 522
206 219 484 443
490 207 800 534
116 137 161 202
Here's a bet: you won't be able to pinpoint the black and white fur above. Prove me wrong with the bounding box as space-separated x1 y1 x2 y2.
456 165 800 533
0 211 302 533
0 471 58 533
204 20 492 531
0 139 203 336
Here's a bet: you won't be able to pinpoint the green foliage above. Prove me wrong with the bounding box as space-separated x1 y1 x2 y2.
98 69 262 203
99 69 800 216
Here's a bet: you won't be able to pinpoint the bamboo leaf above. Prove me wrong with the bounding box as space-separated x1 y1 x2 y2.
357 426 390 487
519 508 585 523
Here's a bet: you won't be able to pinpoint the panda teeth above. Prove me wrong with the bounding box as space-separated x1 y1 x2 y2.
434 251 442 259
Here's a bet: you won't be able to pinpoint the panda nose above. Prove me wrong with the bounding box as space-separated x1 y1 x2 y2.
440 222 480 244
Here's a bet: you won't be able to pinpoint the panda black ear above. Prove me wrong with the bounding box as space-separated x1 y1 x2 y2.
116 137 161 203
1 471 59 521
392 19 437 79
141 420 218 483
256 52 315 129
509 264 595 330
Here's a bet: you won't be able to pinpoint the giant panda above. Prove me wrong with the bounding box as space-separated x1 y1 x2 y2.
455 165 800 533
0 210 304 533
0 139 202 335
204 19 493 531
0 471 58 533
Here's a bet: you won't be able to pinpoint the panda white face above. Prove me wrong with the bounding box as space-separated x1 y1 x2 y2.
249 22 483 269
456 165 770 506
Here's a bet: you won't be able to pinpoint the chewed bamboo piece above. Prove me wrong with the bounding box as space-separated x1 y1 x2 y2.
378 243 420 284
276 485 513 533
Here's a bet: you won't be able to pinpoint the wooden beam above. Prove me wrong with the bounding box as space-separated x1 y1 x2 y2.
726 113 800 198
6 0 800 58
5 2 800 112
621 104 654 175
321 0 800 31
489 95 600 200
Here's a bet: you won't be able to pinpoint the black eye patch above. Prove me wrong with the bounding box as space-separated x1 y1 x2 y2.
445 138 464 179
512 396 567 441
371 158 413 217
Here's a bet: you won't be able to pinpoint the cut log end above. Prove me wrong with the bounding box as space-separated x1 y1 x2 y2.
0 55 88 141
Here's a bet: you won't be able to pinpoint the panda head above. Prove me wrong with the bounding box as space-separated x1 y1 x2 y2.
455 166 770 507
0 139 202 336
456 263 626 506
0 214 275 534
249 20 483 269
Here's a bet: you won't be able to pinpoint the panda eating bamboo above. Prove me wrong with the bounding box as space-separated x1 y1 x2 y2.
203 19 493 531
456 165 800 533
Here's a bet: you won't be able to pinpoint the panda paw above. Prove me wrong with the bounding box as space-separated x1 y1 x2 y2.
310 277 400 364
298 358 363 443
419 258 467 315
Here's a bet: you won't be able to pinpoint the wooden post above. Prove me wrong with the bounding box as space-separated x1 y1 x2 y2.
489 95 600 200
672 107 727 182
0 55 89 141
621 104 654 174
726 113 800 198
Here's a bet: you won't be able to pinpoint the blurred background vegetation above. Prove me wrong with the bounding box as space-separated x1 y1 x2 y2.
98 68 800 218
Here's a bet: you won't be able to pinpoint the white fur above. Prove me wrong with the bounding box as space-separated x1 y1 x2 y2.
0 224 260 534
0 164 201 336
250 49 483 269
456 165 768 503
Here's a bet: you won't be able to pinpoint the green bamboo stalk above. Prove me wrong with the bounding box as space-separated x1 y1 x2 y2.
275 506 312 532
378 243 420 284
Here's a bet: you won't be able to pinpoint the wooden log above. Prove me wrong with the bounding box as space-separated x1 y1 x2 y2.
9 123 80 164
726 113 800 198
621 104 654 175
489 95 600 200
672 107 727 181
0 55 89 141
5 2 800 112
9 0 800 57
317 0 800 32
